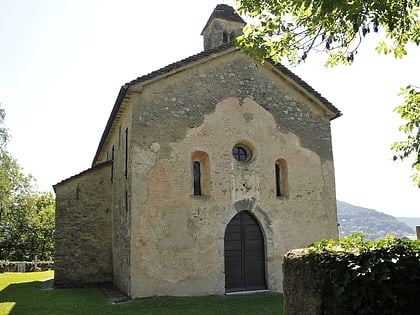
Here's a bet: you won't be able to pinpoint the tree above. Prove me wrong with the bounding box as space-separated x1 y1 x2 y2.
235 0 420 186
0 106 8 150
0 105 55 261
0 105 33 224
1 191 55 261
0 105 13 223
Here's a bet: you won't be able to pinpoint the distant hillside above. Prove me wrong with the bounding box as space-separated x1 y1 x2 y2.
396 217 420 231
337 200 414 240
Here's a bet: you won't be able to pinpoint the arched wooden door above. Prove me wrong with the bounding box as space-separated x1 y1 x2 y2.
224 211 266 293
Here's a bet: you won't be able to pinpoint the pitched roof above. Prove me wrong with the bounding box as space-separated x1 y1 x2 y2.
202 4 246 33
92 43 342 166
54 160 112 188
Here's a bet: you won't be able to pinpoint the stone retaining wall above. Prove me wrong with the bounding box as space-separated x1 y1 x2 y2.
283 249 344 315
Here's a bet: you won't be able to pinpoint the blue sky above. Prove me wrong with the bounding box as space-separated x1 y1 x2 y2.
0 0 419 217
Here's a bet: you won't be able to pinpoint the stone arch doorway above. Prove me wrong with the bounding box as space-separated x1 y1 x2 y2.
224 211 267 293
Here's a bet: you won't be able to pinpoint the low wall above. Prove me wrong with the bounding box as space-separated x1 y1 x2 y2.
283 244 420 315
282 249 344 315
0 261 54 273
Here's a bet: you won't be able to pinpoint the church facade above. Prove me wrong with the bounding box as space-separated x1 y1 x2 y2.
54 4 341 298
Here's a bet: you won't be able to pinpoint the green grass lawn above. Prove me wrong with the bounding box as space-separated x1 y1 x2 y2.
0 271 283 315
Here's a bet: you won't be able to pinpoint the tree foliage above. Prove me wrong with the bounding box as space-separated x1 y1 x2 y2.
0 105 55 261
235 0 420 186
235 0 420 65
392 85 420 187
0 107 8 150
1 191 55 261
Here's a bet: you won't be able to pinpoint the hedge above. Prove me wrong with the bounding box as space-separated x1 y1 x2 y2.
309 234 420 315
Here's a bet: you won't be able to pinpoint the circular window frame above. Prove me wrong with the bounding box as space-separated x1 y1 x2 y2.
232 143 253 162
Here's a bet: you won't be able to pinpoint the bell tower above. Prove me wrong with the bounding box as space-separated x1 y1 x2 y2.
201 4 246 51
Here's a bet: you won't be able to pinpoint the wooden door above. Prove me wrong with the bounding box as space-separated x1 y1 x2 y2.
224 211 266 293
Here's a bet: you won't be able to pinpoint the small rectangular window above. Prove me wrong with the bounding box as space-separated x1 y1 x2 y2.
111 145 115 182
125 128 128 178
125 190 128 212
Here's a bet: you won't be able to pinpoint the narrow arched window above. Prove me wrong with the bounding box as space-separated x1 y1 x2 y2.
193 161 202 196
275 163 281 196
275 159 289 197
192 151 210 196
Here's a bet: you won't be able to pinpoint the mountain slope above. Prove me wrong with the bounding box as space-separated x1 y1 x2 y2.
396 217 420 231
337 200 414 240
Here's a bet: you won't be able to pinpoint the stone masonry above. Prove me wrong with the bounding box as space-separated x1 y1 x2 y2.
54 162 113 287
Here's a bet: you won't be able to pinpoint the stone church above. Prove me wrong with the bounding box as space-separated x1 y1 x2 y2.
54 4 341 298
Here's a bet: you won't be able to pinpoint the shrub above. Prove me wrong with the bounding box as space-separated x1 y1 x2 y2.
309 234 420 315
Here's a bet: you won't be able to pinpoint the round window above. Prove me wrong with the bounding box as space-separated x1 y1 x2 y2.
232 144 252 162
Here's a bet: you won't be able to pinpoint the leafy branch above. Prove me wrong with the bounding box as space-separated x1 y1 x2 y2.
392 85 420 187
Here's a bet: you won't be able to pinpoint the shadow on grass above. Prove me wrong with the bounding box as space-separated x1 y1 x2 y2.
0 278 283 315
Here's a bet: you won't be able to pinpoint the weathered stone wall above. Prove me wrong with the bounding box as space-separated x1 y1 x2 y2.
122 50 338 298
54 162 113 287
103 105 133 295
202 18 244 51
283 249 326 315
283 249 367 315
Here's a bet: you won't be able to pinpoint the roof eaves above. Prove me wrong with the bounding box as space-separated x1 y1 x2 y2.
54 160 113 189
268 61 342 120
92 85 129 166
